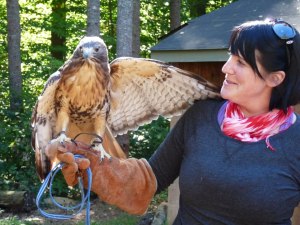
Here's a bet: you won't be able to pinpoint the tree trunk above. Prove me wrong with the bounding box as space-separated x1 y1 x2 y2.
116 0 133 57
51 0 67 60
87 0 100 36
170 0 181 31
132 0 140 57
108 0 115 36
116 0 134 153
0 191 36 212
6 0 22 112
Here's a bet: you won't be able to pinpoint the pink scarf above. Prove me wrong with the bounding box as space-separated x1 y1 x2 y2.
221 102 294 147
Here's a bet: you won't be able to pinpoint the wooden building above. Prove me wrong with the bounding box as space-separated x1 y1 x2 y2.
150 0 300 224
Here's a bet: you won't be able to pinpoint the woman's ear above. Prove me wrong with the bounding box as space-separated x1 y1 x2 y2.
266 71 286 87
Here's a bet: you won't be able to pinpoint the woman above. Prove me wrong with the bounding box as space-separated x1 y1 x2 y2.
46 18 300 224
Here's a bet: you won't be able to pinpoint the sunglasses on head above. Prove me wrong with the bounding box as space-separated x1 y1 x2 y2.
272 19 296 44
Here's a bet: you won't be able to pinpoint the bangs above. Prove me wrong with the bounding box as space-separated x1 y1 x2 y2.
229 21 271 78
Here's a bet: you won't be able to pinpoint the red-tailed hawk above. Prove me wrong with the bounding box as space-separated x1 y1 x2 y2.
31 36 220 180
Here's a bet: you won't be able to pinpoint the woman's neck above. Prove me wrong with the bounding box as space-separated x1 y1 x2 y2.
237 103 271 118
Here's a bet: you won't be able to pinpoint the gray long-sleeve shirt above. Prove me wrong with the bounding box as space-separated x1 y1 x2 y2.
149 99 300 225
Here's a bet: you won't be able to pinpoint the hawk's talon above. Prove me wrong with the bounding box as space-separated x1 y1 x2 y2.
94 135 103 143
50 131 72 146
91 138 102 148
71 139 78 146
56 130 66 137
91 140 112 162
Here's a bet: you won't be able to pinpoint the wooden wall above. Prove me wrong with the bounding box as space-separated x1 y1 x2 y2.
172 62 225 88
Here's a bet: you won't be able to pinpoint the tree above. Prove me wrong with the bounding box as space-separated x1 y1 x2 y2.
50 0 67 60
87 0 100 36
170 0 181 31
115 0 134 154
6 0 22 111
107 0 116 37
132 0 140 57
187 0 207 17
116 0 133 57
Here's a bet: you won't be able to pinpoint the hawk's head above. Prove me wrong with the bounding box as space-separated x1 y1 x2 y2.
72 36 110 74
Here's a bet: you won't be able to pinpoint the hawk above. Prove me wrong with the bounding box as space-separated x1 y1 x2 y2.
31 36 220 180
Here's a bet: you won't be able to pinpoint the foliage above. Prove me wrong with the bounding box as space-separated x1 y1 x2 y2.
129 116 170 159
0 109 40 192
206 0 236 12
150 190 168 213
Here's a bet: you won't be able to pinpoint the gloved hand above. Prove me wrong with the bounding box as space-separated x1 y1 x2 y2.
45 141 157 215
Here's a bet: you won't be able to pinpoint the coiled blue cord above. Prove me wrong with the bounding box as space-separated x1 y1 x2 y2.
36 155 92 225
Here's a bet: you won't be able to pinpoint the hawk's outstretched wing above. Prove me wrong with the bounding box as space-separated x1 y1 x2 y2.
108 57 221 136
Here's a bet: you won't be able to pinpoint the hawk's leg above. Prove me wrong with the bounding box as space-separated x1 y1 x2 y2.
50 131 72 145
91 137 112 161
92 109 111 161
52 110 72 145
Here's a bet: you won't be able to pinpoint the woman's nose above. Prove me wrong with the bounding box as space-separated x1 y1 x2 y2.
222 57 234 75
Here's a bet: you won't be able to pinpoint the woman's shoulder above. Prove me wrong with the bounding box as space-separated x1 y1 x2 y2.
188 98 225 115
283 113 300 139
275 115 300 171
178 98 225 126
274 114 300 145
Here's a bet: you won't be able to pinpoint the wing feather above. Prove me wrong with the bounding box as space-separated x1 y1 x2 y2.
108 57 221 136
31 71 61 180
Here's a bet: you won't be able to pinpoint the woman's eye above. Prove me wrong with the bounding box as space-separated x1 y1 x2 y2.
237 57 247 66
237 59 244 65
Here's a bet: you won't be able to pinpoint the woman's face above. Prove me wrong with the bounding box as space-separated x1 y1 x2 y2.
221 53 273 116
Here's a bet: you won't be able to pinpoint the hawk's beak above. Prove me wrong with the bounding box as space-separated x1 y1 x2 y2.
82 48 92 59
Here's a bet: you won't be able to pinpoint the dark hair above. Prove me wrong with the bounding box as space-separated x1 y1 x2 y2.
229 19 300 112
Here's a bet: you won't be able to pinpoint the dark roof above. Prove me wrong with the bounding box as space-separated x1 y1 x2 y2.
151 0 300 51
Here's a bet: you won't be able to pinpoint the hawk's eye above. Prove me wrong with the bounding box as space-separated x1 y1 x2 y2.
79 46 83 52
94 48 99 52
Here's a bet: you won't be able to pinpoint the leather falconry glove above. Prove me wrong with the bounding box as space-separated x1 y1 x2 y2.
45 141 157 215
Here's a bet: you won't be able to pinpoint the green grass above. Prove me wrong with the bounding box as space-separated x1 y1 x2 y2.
87 214 140 225
0 216 32 225
0 214 140 225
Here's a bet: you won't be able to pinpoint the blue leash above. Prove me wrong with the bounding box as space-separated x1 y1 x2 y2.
36 155 92 225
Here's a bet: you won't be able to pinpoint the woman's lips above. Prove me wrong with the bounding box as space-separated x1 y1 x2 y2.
224 79 236 85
